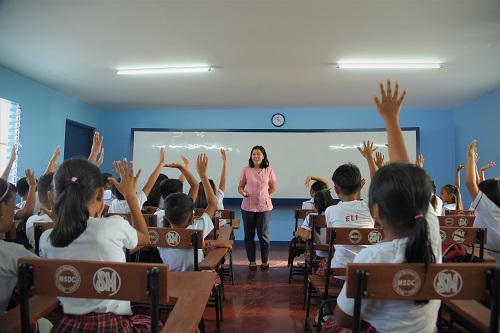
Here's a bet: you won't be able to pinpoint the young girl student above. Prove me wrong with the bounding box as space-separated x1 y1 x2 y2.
303 175 330 209
39 158 157 332
465 140 500 262
322 79 441 332
440 184 463 215
194 148 227 210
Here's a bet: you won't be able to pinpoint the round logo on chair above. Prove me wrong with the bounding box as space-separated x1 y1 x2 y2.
348 230 362 244
215 211 222 218
93 267 121 296
440 230 447 242
452 229 466 243
393 269 421 296
434 269 463 297
458 217 468 227
368 230 383 244
149 229 160 245
445 218 454 226
166 231 181 246
55 265 81 294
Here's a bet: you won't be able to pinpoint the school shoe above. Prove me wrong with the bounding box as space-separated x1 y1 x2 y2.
249 262 258 271
261 262 269 270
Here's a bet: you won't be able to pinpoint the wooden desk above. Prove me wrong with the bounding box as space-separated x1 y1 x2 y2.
217 226 233 241
162 271 215 333
198 248 229 270
0 295 59 333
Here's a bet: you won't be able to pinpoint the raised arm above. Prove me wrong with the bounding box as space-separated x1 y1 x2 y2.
415 154 424 169
88 132 104 166
165 161 199 202
374 151 386 169
14 169 37 220
178 154 189 183
219 148 227 192
1 144 17 180
455 164 466 189
479 161 496 182
465 140 480 200
374 79 410 163
305 175 331 189
109 159 149 246
357 140 379 180
141 147 165 196
196 154 217 217
44 145 61 174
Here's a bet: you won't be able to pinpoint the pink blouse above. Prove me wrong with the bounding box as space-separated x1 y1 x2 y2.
240 166 276 212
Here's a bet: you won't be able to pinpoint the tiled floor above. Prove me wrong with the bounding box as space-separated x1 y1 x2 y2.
202 245 315 333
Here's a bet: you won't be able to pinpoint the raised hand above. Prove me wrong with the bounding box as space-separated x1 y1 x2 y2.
357 140 378 160
375 151 386 168
109 159 141 200
374 79 407 121
415 154 424 168
180 154 189 169
196 153 209 178
480 161 496 173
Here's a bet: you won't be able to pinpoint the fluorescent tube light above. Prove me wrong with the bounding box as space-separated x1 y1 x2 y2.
336 63 442 69
116 66 212 75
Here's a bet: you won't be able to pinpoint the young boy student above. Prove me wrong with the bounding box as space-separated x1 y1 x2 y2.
25 172 54 248
158 154 231 272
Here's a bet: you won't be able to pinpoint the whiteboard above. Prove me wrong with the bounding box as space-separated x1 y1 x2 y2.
131 128 419 201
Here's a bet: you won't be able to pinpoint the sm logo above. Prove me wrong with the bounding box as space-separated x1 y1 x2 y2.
434 269 463 297
93 267 121 296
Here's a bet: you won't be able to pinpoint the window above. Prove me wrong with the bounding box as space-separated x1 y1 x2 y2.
0 98 21 183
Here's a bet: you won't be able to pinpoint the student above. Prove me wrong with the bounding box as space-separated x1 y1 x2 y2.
194 148 227 210
39 158 158 332
25 172 54 248
142 173 168 208
323 79 441 333
0 178 38 315
13 175 39 224
108 147 165 214
294 190 334 259
158 154 232 272
440 184 463 215
101 172 115 207
465 140 500 262
323 162 374 286
303 176 330 209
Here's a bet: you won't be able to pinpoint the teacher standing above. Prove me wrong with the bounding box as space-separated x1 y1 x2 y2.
238 145 277 271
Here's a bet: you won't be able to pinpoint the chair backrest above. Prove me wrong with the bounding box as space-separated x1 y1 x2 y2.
106 213 132 222
445 209 476 216
143 206 159 213
345 262 500 333
17 257 170 333
147 227 203 270
294 209 316 232
438 215 475 227
213 209 236 226
34 222 55 256
143 213 158 227
439 227 487 261
193 208 218 239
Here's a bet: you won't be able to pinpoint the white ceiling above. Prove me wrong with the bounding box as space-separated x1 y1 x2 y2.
1 0 499 111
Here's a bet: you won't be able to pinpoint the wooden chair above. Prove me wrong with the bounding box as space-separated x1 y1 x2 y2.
305 226 385 333
143 206 159 213
445 209 476 216
33 222 55 256
149 227 223 332
288 209 315 283
317 262 500 333
17 257 169 333
438 215 475 227
440 226 487 262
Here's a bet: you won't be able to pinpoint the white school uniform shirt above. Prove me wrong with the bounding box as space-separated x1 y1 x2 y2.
216 189 225 210
441 203 456 216
14 196 41 227
39 215 138 315
25 213 53 248
158 213 214 272
302 198 314 210
107 191 147 214
336 237 440 333
0 241 37 314
471 191 500 262
300 212 328 257
103 189 114 207
325 200 374 278
434 196 443 216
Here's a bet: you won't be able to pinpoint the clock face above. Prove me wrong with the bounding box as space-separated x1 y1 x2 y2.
272 113 285 127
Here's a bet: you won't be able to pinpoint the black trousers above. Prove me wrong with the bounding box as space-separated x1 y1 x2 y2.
242 209 271 263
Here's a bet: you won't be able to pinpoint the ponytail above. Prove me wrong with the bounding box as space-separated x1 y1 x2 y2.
49 159 103 247
405 214 436 272
443 184 463 210
313 190 333 215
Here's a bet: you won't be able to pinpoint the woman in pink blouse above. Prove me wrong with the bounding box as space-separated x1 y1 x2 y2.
238 146 277 271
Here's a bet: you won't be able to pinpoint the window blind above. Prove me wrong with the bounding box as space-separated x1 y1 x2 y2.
0 98 21 183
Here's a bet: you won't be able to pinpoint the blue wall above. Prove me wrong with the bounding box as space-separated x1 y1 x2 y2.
2 65 498 242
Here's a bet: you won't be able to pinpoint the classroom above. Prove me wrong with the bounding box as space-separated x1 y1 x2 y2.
0 1 499 332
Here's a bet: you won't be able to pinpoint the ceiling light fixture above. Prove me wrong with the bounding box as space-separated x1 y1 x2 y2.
336 63 442 69
116 66 212 75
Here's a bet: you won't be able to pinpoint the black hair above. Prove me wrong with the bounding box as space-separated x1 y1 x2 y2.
159 178 183 201
111 181 125 200
478 178 500 208
310 181 327 195
0 179 16 204
248 146 270 168
144 173 168 207
369 163 436 274
164 192 194 227
101 173 112 185
194 179 216 209
16 177 30 197
331 163 362 196
50 158 104 247
430 180 438 211
37 172 54 205
441 184 463 210
313 189 333 215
